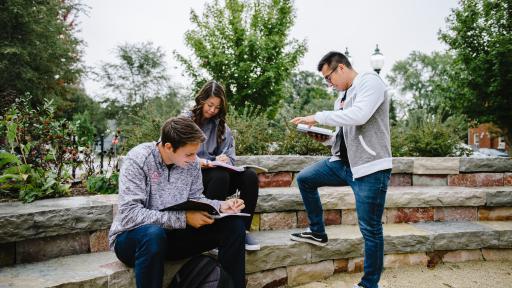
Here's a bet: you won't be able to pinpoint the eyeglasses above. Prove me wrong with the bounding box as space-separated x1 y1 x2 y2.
324 67 338 84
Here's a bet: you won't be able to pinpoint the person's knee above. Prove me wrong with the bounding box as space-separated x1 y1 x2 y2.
222 217 246 236
139 225 167 256
296 170 312 187
208 169 230 186
242 169 259 186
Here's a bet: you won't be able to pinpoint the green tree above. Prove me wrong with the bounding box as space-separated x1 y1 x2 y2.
439 0 512 147
0 0 84 114
96 42 170 106
175 0 307 117
386 51 455 117
284 71 337 115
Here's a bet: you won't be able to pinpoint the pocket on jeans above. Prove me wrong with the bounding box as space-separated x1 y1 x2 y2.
359 135 376 156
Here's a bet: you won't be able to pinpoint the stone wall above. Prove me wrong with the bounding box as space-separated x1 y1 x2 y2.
235 156 512 187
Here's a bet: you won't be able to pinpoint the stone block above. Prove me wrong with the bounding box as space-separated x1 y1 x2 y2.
481 248 512 261
342 209 385 225
459 158 512 172
448 173 504 187
256 186 354 212
310 225 364 262
333 259 349 273
16 232 90 264
386 208 434 223
478 221 512 248
505 173 512 186
442 249 483 263
413 222 499 251
413 157 459 175
385 186 486 208
0 196 113 243
90 229 109 253
412 175 448 186
478 207 512 221
485 188 512 206
390 174 412 186
324 210 341 226
383 224 432 254
434 207 478 222
300 209 344 228
297 211 309 228
245 229 311 273
342 210 358 225
260 212 297 231
392 158 414 174
250 213 260 231
287 260 334 286
246 268 287 288
258 172 293 188
0 242 15 267
383 252 428 268
347 257 364 273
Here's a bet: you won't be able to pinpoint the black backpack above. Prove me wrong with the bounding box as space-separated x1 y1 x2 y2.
169 255 234 288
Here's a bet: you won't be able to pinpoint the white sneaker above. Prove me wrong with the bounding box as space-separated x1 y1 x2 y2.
245 232 260 251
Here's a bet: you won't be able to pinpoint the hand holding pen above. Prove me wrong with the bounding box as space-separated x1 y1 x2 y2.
215 146 230 164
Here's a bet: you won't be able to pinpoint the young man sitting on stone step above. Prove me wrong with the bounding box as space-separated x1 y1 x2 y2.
290 51 392 288
108 116 246 288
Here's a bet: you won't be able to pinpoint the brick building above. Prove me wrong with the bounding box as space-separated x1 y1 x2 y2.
468 123 509 151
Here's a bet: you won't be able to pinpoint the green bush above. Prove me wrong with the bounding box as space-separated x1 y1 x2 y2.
86 172 119 194
0 98 74 202
392 109 467 157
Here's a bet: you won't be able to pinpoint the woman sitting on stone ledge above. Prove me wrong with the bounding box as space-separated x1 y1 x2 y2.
185 80 260 251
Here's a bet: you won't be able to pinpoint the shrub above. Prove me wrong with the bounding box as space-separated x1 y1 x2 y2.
0 98 75 202
392 109 467 157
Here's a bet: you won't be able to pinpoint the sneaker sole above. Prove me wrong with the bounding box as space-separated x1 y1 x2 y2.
290 235 327 246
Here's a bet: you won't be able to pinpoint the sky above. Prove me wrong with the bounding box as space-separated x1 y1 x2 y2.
78 0 460 98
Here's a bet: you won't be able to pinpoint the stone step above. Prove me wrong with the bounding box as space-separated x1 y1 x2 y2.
0 251 185 288
257 185 512 212
1 221 510 288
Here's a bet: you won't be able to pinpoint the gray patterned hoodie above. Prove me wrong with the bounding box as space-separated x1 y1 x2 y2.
108 142 221 249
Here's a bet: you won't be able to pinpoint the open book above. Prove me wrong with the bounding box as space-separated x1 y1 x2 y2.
160 200 250 219
210 161 268 174
296 124 334 137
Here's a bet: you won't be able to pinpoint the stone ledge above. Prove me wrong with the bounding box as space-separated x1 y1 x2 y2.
246 221 511 273
1 221 511 288
255 186 512 212
0 252 184 288
460 158 512 172
0 196 113 243
237 156 512 174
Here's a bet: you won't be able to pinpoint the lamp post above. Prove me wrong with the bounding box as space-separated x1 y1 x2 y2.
344 47 353 65
370 44 385 74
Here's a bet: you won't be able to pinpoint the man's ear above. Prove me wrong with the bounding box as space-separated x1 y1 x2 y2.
164 142 174 152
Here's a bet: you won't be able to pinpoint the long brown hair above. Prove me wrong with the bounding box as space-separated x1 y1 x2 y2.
191 80 227 146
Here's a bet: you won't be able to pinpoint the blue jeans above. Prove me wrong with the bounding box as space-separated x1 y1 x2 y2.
296 158 391 288
114 217 246 288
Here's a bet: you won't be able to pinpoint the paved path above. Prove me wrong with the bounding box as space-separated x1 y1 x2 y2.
296 260 512 288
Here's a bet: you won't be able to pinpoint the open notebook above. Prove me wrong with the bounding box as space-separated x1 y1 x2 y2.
160 200 250 219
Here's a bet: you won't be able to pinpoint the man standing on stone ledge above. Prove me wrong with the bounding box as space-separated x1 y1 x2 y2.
290 51 392 288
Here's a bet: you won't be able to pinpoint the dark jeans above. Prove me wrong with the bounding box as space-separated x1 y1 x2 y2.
202 167 259 231
114 217 246 288
296 158 391 288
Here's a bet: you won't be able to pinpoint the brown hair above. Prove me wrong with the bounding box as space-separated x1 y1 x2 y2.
191 80 227 145
160 116 206 151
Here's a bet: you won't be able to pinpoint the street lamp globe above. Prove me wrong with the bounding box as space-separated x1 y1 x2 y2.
370 44 385 74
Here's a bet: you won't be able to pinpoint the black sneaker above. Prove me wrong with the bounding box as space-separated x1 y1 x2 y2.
290 231 328 246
